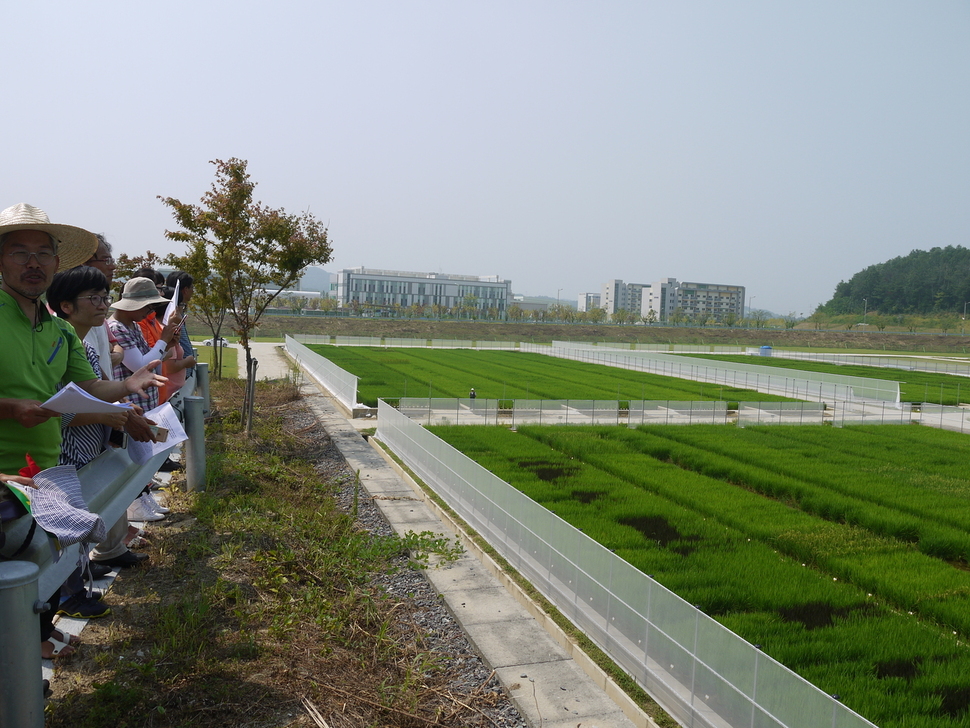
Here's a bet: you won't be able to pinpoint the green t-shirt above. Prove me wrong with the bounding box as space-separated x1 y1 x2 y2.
0 289 97 473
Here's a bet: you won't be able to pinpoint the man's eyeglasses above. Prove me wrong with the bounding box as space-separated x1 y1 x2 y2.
6 250 56 265
78 295 113 306
88 256 116 265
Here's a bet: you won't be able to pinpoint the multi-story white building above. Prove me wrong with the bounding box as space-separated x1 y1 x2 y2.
576 292 601 312
337 267 512 315
642 278 745 323
601 279 648 317
598 277 746 323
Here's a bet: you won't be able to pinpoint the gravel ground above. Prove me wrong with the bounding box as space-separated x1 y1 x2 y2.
290 402 529 728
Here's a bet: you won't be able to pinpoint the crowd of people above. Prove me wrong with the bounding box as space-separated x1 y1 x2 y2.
0 203 197 672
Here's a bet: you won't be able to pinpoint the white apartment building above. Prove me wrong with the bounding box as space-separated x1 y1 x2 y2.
598 277 746 323
577 292 601 312
337 267 513 315
642 278 745 323
601 279 648 317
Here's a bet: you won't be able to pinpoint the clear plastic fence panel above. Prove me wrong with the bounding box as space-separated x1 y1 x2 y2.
737 402 826 426
513 399 544 425
375 400 878 728
562 399 596 424
285 337 358 410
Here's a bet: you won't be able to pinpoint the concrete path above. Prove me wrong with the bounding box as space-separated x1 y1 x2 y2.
293 358 653 728
231 341 295 381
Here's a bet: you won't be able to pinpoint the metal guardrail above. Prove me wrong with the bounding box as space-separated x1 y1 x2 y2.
0 369 209 727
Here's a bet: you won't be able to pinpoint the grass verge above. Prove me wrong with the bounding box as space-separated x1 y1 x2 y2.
46 379 504 728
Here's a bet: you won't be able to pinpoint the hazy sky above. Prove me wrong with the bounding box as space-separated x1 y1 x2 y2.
4 1 967 315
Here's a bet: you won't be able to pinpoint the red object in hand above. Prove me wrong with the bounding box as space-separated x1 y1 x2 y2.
19 453 40 478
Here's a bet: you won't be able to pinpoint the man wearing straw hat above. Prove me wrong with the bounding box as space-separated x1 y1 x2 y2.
0 203 167 484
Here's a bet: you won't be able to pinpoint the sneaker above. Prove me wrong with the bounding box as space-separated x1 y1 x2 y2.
127 497 165 522
57 593 111 619
142 491 170 515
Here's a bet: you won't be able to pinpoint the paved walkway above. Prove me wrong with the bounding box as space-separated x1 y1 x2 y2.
288 349 652 728
232 341 295 380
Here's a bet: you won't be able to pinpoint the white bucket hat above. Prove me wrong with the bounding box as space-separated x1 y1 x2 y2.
110 276 170 311
0 203 99 271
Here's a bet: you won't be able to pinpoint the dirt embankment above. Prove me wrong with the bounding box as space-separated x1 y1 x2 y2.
192 314 970 354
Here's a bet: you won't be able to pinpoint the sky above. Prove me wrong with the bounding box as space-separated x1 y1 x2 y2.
3 1 968 316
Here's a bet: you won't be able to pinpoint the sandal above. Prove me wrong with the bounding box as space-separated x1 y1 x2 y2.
50 628 81 646
41 637 76 659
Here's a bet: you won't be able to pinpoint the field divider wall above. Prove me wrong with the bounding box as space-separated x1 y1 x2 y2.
536 343 900 403
376 400 877 728
744 348 970 377
285 336 359 411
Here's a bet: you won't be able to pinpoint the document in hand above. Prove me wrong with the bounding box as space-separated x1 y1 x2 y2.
127 402 189 465
41 382 134 415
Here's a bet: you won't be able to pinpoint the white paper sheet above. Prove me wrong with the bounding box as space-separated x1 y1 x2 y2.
162 280 180 324
127 402 189 464
41 382 134 415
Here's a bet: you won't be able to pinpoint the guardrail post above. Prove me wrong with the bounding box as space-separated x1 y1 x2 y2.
0 561 45 728
195 362 211 416
184 395 206 492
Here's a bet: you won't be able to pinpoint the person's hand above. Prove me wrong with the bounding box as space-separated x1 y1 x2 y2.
125 413 157 442
8 400 59 429
177 355 197 372
0 474 36 489
160 318 181 347
99 410 130 430
124 361 168 396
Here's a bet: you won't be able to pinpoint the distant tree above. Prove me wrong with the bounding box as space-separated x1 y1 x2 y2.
289 296 307 315
612 307 630 325
587 307 607 324
160 158 332 433
668 307 685 326
722 311 738 327
642 308 658 325
750 309 770 329
548 303 573 322
115 251 165 291
507 304 524 322
783 311 800 330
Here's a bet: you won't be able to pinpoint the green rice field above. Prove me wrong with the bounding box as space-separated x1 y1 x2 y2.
308 346 796 406
428 423 970 728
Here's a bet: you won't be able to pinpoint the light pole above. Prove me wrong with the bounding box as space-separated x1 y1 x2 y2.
863 298 868 328
963 301 969 335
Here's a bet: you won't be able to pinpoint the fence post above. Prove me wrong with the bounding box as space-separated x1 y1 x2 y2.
0 561 45 728
184 395 207 492
195 362 211 416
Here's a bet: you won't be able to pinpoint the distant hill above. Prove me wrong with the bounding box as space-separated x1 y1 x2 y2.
294 266 334 295
819 246 970 316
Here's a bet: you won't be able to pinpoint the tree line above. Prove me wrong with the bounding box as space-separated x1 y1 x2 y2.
819 245 970 316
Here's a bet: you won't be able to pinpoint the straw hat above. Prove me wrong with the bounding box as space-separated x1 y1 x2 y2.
0 203 99 271
110 276 170 311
